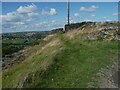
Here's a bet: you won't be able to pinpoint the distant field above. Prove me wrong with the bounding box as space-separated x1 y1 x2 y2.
2 31 50 57
2 39 37 45
2 38 41 57
2 39 25 44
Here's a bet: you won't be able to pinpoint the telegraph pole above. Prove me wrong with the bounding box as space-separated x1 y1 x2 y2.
67 0 70 25
65 0 70 31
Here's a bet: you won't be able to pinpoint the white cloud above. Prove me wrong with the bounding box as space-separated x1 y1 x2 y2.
112 12 120 16
50 8 57 15
0 15 2 23
2 4 38 31
41 9 50 16
102 17 110 21
80 5 98 12
2 4 59 33
80 7 86 11
84 19 92 22
15 22 25 25
1 12 24 30
106 19 112 21
26 18 33 22
2 23 13 28
91 14 96 17
1 12 21 22
103 17 107 19
17 4 37 14
51 20 56 23
1 4 38 24
28 12 39 17
74 13 80 17
41 8 57 16
112 13 117 16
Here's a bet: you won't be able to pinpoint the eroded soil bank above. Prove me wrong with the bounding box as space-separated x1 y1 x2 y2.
88 60 119 88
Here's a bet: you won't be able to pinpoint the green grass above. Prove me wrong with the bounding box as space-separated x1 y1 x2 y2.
34 34 118 88
2 39 37 45
2 39 25 44
2 38 62 88
2 33 118 88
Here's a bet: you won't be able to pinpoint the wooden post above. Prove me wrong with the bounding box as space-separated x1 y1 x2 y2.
68 0 70 25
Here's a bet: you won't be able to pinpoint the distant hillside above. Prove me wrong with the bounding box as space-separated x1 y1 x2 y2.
2 31 51 70
2 31 51 39
2 22 118 88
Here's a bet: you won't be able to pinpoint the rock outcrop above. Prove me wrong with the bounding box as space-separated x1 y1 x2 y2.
65 22 119 41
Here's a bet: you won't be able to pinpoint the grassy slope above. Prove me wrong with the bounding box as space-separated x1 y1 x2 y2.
2 30 118 88
2 35 63 88
35 34 118 88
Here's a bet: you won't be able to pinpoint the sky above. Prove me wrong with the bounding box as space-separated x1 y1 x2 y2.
1 0 120 2
0 2 118 33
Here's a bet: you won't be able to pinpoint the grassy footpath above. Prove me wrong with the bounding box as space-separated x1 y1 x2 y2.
2 33 118 88
35 34 118 88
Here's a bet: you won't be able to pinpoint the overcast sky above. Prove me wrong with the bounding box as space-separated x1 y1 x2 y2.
1 2 118 33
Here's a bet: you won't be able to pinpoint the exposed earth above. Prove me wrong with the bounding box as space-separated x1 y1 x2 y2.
88 60 119 88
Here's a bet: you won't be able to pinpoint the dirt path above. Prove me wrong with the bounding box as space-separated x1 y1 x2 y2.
88 60 119 88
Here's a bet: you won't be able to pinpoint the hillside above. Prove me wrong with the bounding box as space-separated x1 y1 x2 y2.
2 22 119 88
2 31 51 70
